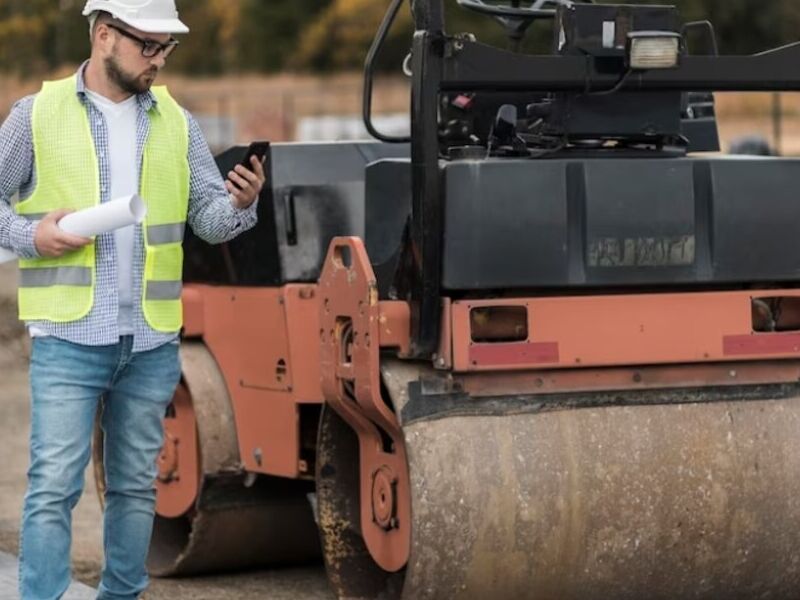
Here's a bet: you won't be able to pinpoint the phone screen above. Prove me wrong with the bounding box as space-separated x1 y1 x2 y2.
239 142 270 170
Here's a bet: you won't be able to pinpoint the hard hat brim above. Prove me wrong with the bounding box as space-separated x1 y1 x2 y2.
112 16 189 34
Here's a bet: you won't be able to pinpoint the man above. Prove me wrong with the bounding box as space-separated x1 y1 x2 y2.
0 0 266 598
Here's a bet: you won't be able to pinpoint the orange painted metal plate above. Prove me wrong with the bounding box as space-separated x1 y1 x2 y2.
155 384 199 518
181 286 204 338
284 285 324 403
227 289 292 392
452 289 800 372
377 301 411 356
435 298 453 370
319 237 411 572
458 360 800 398
182 284 323 479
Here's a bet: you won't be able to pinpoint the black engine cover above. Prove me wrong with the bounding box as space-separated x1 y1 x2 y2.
366 156 800 292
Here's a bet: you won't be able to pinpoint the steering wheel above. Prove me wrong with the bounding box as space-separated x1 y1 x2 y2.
456 0 576 50
455 0 572 21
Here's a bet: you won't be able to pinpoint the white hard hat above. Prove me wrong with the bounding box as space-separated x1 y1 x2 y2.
83 0 189 34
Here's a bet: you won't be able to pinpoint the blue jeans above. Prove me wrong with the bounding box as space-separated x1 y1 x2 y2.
19 336 181 600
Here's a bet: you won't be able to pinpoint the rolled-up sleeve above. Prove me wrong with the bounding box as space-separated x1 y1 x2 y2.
0 96 38 259
185 111 258 244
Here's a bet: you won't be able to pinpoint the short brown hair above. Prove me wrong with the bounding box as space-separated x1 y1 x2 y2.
89 11 113 39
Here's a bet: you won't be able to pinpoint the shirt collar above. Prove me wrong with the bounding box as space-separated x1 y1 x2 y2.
75 60 159 113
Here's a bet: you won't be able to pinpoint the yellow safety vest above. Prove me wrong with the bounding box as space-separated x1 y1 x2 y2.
15 74 190 333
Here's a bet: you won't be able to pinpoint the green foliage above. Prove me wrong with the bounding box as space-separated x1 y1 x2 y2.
292 0 414 72
240 0 335 72
0 0 797 76
632 0 800 54
166 1 225 75
281 0 800 72
0 0 86 74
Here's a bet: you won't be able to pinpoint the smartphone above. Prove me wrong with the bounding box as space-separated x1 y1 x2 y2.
238 141 270 171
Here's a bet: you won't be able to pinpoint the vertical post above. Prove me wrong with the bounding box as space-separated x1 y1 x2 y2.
407 0 446 357
58 0 73 68
412 0 445 31
217 94 228 152
281 91 295 141
772 92 782 155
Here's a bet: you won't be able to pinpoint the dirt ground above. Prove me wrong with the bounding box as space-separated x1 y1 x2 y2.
0 263 332 600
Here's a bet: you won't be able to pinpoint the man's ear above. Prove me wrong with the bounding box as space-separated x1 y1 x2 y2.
92 22 112 50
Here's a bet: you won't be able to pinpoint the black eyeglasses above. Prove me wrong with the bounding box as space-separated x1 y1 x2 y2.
107 24 179 58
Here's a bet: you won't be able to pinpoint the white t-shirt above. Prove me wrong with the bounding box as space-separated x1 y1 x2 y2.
85 90 139 336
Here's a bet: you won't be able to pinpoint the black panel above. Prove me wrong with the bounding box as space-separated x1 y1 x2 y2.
583 159 696 284
183 142 409 286
272 143 408 282
186 143 800 293
712 159 800 280
440 156 800 291
550 91 682 139
365 159 413 298
442 160 569 289
183 145 281 286
556 4 680 56
273 181 364 282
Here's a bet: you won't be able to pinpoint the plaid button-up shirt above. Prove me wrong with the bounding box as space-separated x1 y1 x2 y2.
0 64 257 352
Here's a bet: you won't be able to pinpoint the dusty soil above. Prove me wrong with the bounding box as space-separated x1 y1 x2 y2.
0 263 332 599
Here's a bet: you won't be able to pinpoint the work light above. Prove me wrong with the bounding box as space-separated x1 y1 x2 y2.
627 31 681 70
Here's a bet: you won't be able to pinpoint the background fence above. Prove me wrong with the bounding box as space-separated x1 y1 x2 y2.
0 72 798 155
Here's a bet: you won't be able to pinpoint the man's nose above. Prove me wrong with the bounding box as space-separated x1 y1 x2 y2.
150 53 167 69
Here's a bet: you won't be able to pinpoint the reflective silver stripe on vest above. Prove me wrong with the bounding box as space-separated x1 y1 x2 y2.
20 266 92 288
146 280 182 301
147 223 185 245
18 213 48 221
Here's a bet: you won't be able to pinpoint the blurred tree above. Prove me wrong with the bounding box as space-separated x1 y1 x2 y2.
292 0 800 72
0 0 799 76
167 1 225 75
0 0 57 74
209 0 242 72
239 0 335 72
292 0 414 72
630 0 800 54
53 0 93 67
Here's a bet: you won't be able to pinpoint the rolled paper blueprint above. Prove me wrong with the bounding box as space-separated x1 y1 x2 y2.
0 194 147 264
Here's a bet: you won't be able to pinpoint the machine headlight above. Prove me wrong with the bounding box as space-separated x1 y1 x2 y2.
627 31 681 70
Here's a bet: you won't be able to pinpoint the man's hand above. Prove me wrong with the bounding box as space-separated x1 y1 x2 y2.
225 155 266 210
34 209 92 258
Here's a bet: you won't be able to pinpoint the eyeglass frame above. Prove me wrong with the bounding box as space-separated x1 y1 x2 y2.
106 23 179 58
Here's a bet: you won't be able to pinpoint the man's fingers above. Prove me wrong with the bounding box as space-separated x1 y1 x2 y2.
234 164 259 183
252 157 266 183
228 170 252 190
227 174 261 209
62 239 92 250
235 162 266 192
226 180 244 199
247 158 267 187
233 165 259 185
55 231 92 248
248 156 267 180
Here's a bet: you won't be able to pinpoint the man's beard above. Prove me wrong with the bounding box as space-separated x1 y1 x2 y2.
104 52 157 95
